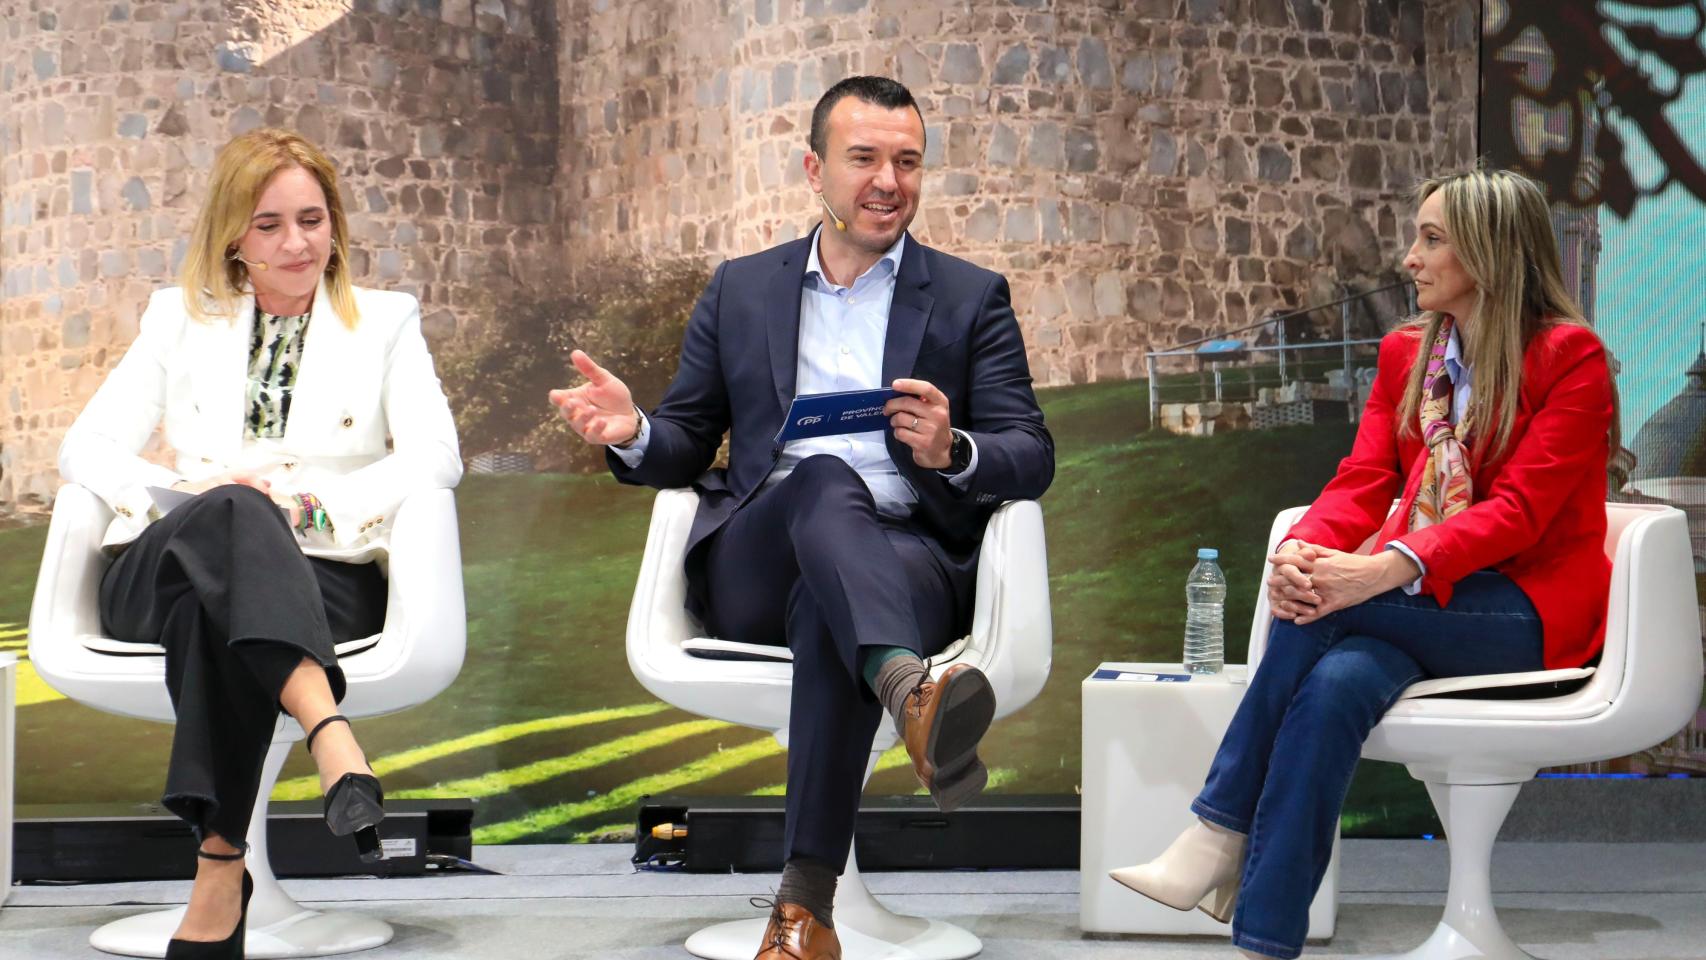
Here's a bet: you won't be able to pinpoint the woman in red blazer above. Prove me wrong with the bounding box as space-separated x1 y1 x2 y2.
1111 169 1617 959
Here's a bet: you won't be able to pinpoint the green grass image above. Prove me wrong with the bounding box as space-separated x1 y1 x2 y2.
0 378 1436 842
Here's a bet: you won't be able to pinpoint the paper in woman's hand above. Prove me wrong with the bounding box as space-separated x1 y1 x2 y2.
146 485 195 515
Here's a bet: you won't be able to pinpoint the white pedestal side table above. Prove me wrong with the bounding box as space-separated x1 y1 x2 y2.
1080 661 1338 938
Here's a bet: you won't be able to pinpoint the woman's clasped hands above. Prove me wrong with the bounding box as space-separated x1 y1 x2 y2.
1266 540 1421 625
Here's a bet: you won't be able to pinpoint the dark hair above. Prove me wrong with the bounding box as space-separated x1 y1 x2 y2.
808 76 924 157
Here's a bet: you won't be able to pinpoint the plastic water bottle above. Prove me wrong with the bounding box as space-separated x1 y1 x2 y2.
1184 548 1226 675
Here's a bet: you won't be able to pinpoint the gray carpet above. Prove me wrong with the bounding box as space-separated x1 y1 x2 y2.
3 841 1703 958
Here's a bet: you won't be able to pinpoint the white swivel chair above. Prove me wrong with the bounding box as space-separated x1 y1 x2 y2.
627 489 1052 960
28 484 467 959
1249 503 1702 960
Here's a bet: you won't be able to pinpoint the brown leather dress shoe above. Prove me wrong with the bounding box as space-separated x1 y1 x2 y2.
899 663 996 812
754 901 841 960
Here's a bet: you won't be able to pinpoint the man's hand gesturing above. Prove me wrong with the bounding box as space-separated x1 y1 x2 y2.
549 350 640 448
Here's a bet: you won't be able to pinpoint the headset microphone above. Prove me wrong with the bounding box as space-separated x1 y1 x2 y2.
816 193 847 232
226 250 268 271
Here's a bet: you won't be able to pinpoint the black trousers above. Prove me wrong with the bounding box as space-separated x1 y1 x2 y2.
98 485 387 848
696 455 969 871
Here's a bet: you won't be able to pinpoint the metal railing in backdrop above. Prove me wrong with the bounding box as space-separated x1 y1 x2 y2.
1144 280 1418 430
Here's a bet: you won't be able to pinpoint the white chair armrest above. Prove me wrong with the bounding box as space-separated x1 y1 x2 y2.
942 500 1052 722
625 488 703 673
333 487 467 718
625 489 799 728
29 484 467 724
27 484 113 681
626 491 1055 734
23 484 171 719
1245 506 1309 673
1252 504 1703 773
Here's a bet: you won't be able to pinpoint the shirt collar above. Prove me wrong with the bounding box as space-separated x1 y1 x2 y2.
804 225 905 291
1444 323 1467 378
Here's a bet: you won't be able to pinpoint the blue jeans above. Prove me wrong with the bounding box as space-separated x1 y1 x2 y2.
1191 571 1545 959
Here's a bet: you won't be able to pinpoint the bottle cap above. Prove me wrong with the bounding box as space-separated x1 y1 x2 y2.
1197 548 1219 560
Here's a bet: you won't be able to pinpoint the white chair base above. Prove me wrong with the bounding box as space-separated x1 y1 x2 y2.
1367 778 1532 960
1367 920 1535 960
90 736 393 959
684 749 982 960
91 906 393 960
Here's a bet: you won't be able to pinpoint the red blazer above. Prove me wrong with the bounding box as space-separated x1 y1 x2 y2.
1286 322 1615 669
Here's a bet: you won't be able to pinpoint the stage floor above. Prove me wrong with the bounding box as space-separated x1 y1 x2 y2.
2 839 1702 958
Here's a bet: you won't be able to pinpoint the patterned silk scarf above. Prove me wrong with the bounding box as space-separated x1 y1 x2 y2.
1408 317 1474 531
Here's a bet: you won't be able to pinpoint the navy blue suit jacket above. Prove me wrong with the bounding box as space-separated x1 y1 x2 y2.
609 232 1055 621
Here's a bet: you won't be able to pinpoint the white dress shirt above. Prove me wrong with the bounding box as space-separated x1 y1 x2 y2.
613 228 977 517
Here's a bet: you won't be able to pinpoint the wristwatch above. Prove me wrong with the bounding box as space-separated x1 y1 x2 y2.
947 429 972 474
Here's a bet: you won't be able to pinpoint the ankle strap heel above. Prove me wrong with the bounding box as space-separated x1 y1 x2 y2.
303 713 387 862
304 713 351 754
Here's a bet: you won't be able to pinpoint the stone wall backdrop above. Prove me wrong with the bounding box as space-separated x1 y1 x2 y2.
0 0 560 509
1 0 1481 510
558 0 1480 388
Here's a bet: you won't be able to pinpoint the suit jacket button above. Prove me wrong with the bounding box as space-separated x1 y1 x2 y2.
284 461 299 470
200 457 212 464
341 416 354 428
117 506 133 518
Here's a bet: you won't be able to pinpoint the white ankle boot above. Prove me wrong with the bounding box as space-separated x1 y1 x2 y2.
1109 819 1246 922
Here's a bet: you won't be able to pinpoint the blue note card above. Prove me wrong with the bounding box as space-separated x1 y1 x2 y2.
1090 668 1194 682
776 388 900 442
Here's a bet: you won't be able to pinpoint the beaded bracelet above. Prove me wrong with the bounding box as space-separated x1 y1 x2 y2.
294 491 331 535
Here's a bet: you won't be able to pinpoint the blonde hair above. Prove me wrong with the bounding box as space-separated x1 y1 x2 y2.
179 128 358 328
1398 168 1617 459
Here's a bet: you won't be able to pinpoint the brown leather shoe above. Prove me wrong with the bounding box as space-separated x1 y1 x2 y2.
899 663 996 812
754 901 841 960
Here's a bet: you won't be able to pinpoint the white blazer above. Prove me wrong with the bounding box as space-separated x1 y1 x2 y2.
59 281 463 561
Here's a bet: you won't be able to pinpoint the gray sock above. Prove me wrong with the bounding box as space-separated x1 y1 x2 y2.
777 858 837 928
874 653 931 727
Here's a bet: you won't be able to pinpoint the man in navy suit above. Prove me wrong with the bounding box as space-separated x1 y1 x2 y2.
552 76 1053 960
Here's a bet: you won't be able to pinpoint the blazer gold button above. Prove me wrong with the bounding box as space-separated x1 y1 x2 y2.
117 506 133 518
341 416 354 428
200 457 212 463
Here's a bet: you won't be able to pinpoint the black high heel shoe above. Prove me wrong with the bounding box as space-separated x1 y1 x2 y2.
165 849 253 960
305 714 385 862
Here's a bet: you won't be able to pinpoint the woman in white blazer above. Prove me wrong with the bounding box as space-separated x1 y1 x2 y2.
59 128 461 959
